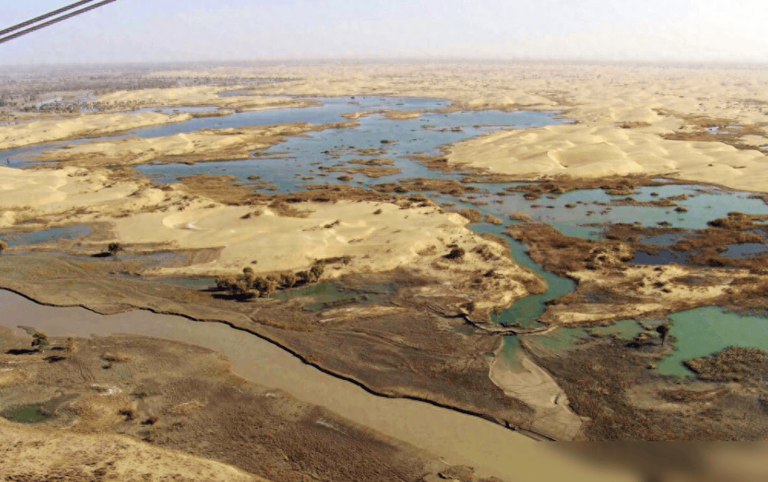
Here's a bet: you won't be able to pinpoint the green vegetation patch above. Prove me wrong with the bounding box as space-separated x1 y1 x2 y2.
4 405 51 424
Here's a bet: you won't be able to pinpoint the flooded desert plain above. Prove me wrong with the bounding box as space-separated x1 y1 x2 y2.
2 61 768 481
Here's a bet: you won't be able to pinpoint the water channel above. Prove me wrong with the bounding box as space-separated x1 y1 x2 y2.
0 289 636 482
2 95 768 402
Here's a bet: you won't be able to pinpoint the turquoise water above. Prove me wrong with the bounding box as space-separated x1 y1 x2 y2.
6 95 768 369
655 307 768 377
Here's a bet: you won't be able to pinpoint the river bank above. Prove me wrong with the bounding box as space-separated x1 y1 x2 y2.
0 289 637 482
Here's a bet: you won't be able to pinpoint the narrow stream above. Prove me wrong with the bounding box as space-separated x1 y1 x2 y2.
0 289 636 482
3 96 768 394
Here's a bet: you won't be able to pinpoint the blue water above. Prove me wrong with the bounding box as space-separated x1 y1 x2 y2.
134 100 558 189
0 225 92 247
723 243 767 259
632 249 690 265
6 95 768 368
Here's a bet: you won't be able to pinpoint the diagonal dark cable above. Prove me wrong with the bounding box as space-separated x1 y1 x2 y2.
0 0 99 37
0 0 117 45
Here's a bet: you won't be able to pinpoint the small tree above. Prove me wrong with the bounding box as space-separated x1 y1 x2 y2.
65 337 77 355
107 242 124 258
280 272 297 288
250 276 278 297
0 239 7 254
656 324 670 346
216 276 237 291
242 267 256 285
231 279 254 298
303 270 318 283
310 262 325 280
31 331 49 352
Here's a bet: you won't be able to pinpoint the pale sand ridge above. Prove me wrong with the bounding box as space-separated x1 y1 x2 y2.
148 62 768 192
445 123 768 192
38 121 356 166
0 112 192 151
490 353 583 440
0 91 310 151
0 419 268 481
0 166 539 315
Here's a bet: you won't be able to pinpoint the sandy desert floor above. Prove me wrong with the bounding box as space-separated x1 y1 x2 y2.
2 61 768 479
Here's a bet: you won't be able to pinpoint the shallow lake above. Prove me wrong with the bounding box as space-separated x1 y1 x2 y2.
655 307 768 377
0 225 92 248
5 95 768 388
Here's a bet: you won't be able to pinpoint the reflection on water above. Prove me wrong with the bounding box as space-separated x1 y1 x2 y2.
632 249 690 265
0 225 92 247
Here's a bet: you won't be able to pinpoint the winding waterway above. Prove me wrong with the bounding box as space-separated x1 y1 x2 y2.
2 94 768 430
0 289 636 482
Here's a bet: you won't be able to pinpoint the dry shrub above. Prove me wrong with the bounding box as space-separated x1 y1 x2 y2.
268 200 312 218
484 213 503 225
450 208 481 223
444 247 466 260
240 209 263 219
119 407 137 421
417 245 438 256
172 400 208 415
102 352 130 363
683 346 768 382
474 245 498 261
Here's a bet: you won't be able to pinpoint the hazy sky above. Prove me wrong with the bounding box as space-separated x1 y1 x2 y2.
1 0 766 65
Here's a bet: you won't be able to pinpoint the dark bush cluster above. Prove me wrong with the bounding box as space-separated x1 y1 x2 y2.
216 262 325 299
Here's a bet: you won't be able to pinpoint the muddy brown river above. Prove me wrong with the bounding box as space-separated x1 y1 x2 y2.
0 289 637 481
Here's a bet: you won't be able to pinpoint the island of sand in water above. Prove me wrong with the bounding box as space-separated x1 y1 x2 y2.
2 62 768 481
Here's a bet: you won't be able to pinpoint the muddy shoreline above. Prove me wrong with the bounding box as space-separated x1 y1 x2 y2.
0 287 641 481
0 253 556 437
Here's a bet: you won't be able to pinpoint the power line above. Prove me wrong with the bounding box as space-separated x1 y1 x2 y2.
0 0 99 38
0 0 117 45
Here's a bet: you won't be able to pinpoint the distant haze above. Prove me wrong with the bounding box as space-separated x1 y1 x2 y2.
1 0 766 65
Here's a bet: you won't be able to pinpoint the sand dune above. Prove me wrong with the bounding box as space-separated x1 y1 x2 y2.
97 85 308 111
445 123 768 192
0 419 267 482
0 111 192 150
110 200 468 277
148 62 768 192
0 166 538 311
39 121 356 166
0 166 185 228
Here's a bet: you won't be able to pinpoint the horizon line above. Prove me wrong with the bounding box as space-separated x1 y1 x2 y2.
2 57 768 69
